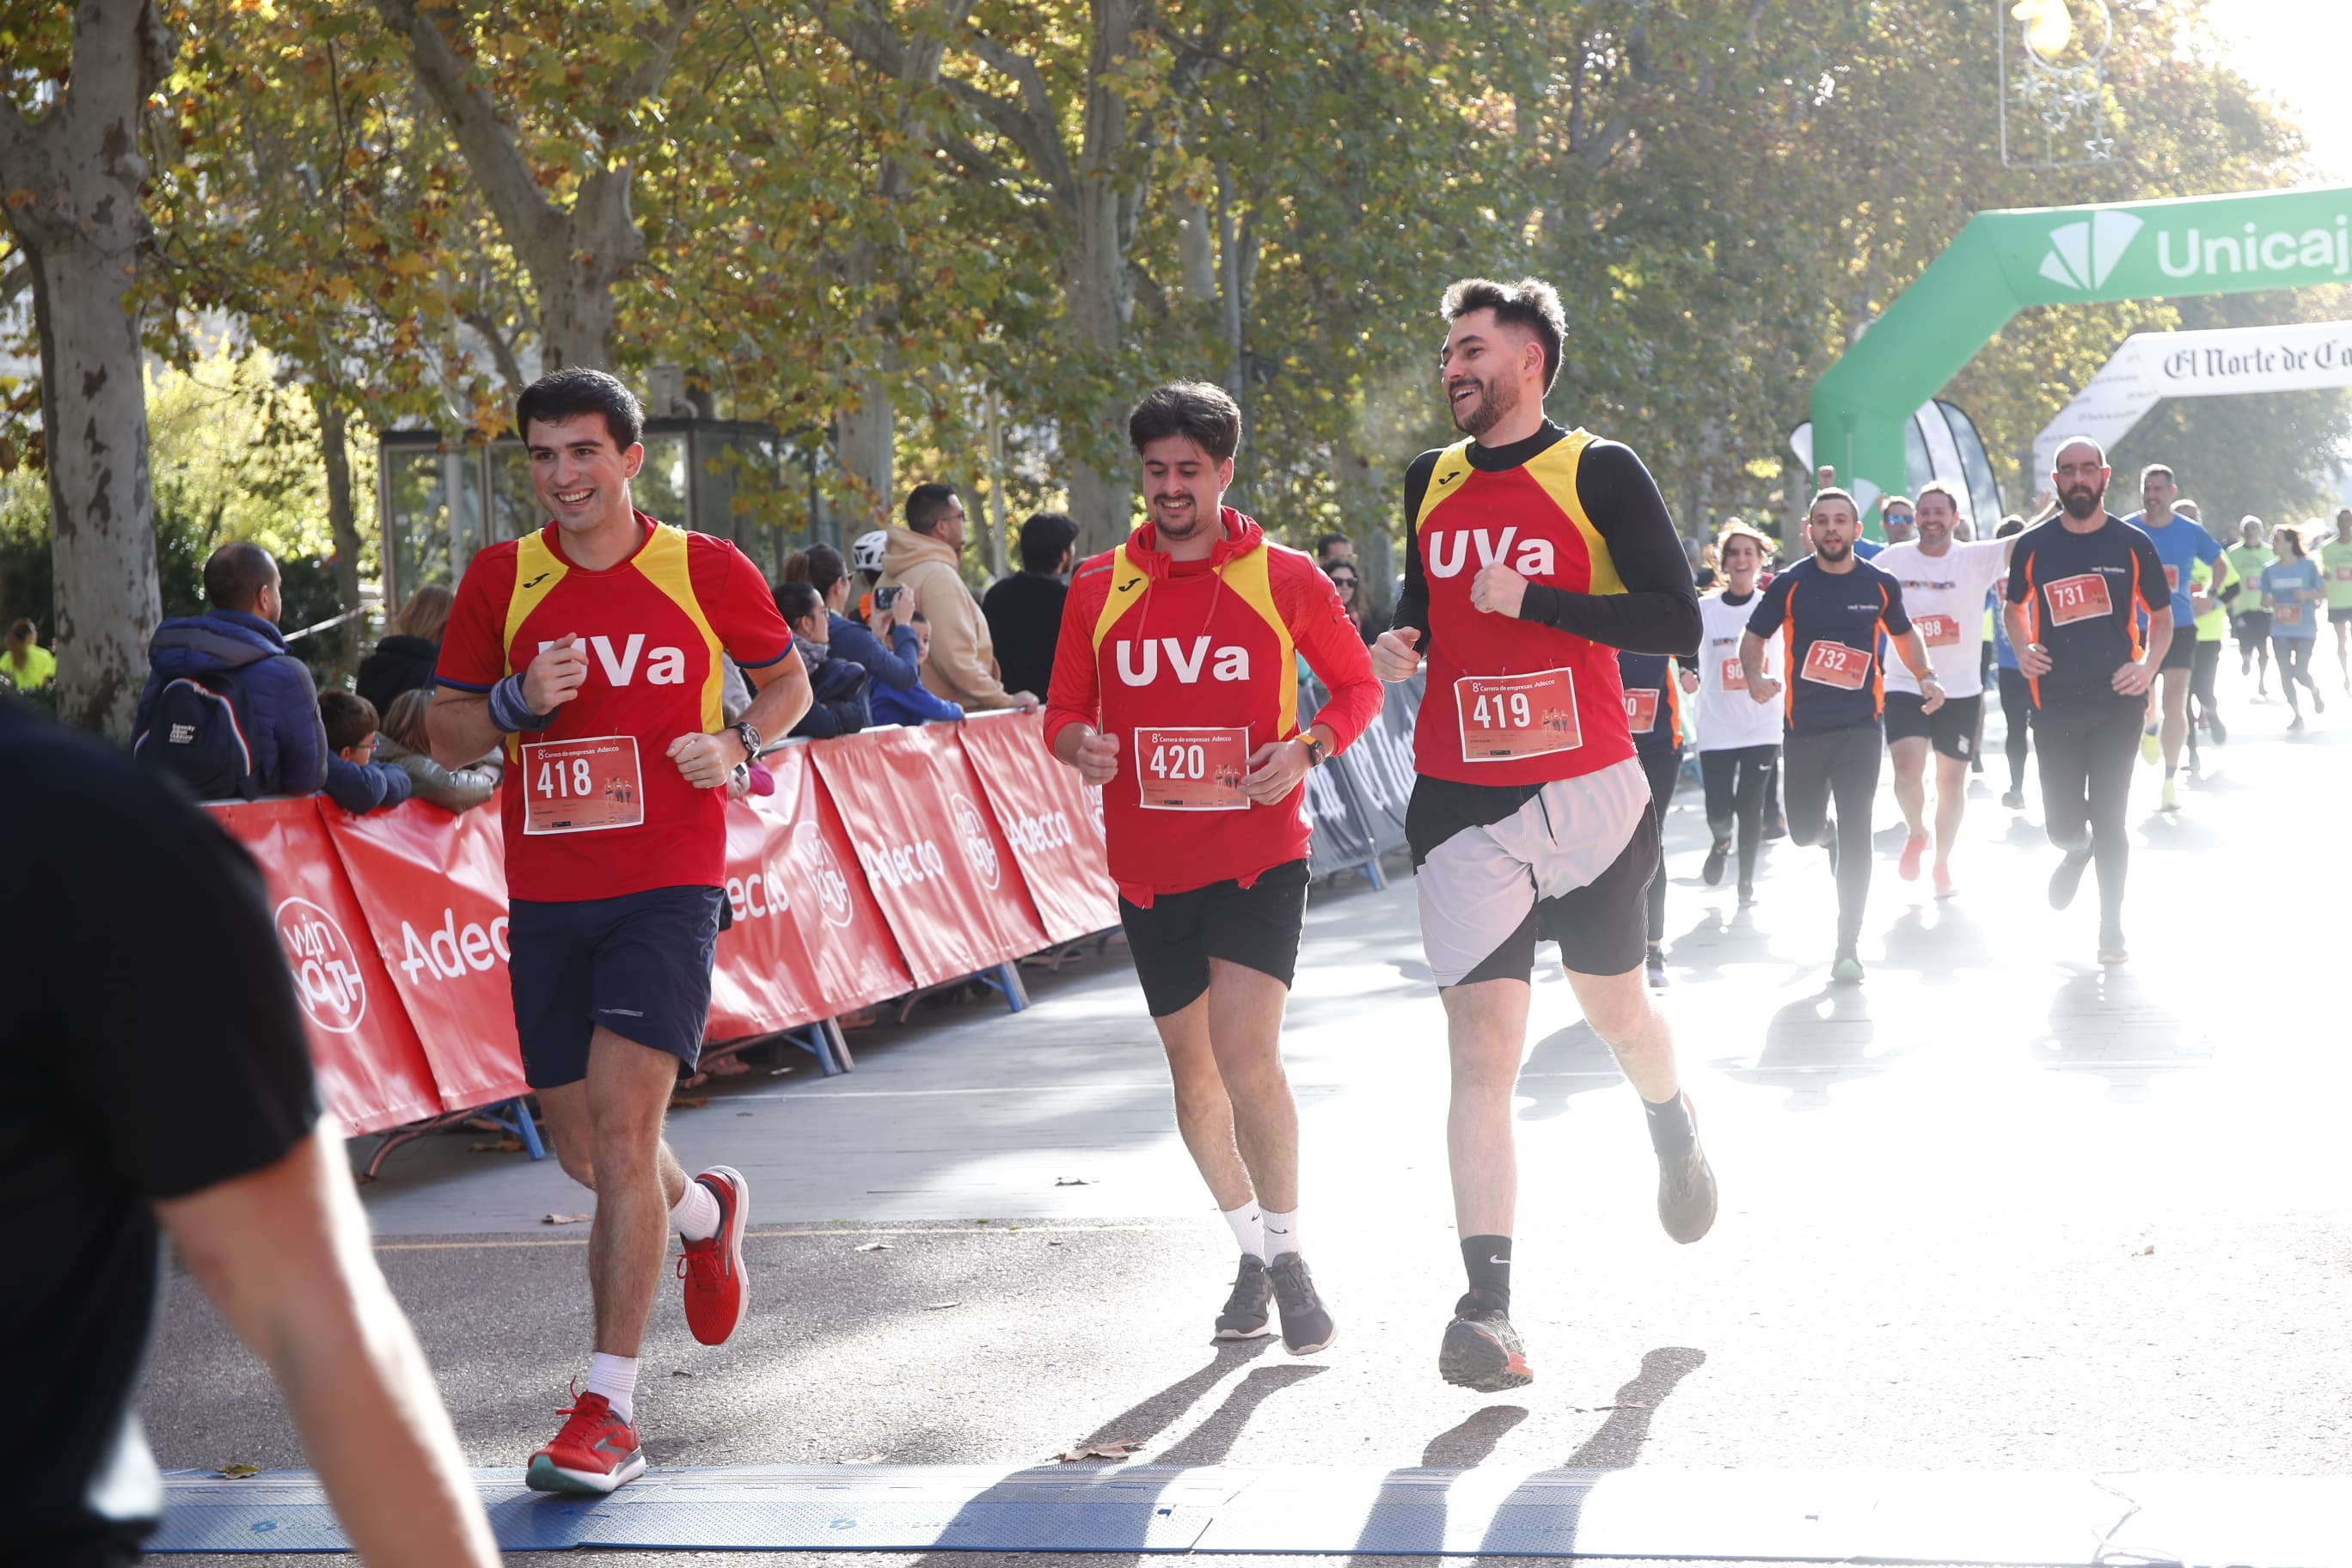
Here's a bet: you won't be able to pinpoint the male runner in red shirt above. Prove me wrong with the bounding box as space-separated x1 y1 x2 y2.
429 369 810 1493
1046 382 1381 1355
1373 279 1714 1393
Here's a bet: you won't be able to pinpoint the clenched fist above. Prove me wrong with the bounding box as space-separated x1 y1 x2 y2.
1372 627 1424 683
524 633 589 713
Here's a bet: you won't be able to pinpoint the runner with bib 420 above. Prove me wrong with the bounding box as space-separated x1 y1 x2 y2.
1373 277 1713 1396
1046 382 1381 1357
429 369 811 1496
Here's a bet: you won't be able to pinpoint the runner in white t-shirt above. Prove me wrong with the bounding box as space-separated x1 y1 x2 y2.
1871 481 2017 898
1691 522 1782 906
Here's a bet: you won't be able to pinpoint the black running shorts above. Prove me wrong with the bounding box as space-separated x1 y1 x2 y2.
1406 765 1657 986
2159 627 2198 670
2234 610 2272 645
1883 690 1983 762
1118 859 1309 1018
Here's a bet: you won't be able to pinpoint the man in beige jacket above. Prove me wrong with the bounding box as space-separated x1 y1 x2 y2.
877 483 1039 711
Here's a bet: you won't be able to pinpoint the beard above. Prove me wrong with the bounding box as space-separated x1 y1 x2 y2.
1814 536 1851 563
2061 483 2102 520
1153 497 1210 540
1450 375 1518 438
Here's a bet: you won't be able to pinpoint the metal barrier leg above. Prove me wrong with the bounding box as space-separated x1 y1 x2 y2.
1362 855 1388 891
824 1016 855 1073
510 1098 546 1161
996 961 1030 1013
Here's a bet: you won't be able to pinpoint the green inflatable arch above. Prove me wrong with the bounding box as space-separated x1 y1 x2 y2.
1810 184 2352 501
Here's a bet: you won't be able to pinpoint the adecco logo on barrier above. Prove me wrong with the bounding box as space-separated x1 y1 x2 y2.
396 909 511 983
726 864 791 923
857 834 948 890
1000 804 1077 856
276 897 366 1034
951 793 1001 890
791 821 854 928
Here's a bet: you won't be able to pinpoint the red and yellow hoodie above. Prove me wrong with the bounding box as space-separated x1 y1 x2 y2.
1043 509 1381 903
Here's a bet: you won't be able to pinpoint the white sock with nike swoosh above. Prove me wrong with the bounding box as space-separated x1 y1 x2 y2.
1222 1201 1265 1261
1260 1207 1301 1259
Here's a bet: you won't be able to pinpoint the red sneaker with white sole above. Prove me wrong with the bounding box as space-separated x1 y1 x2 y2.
526 1390 645 1494
678 1165 750 1345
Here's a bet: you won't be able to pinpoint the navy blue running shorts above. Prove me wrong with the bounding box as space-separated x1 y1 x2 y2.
507 885 725 1088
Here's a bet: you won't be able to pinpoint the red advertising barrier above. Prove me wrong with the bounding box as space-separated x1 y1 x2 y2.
957 714 1119 943
320 803 530 1112
206 798 444 1136
809 724 1048 988
210 714 1118 1135
754 745 914 1015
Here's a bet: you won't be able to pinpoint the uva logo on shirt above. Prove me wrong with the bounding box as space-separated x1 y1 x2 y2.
1424 525 1559 579
536 633 689 685
1114 635 1253 685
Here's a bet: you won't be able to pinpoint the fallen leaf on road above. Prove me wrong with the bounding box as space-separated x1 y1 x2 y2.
218 1463 260 1479
670 1096 708 1110
925 1300 960 1310
1057 1440 1142 1463
1047 1240 1064 1247
671 1369 695 1378
1054 1178 1094 1187
856 1241 892 1252
469 1139 523 1154
769 1065 798 1077
2139 1245 2156 1255
542 1212 591 1226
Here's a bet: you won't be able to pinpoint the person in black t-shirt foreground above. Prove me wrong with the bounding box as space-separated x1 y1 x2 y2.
981 510 1079 702
2004 437 2171 965
0 698 497 1567
1740 489 1943 985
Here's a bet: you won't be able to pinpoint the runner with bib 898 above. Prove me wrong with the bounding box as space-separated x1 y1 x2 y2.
1372 278 1714 1396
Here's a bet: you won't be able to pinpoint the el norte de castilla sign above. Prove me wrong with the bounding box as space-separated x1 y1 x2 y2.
1811 185 2352 500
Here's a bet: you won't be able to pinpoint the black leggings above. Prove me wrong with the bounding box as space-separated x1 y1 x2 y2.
2190 640 2220 730
2275 637 2321 712
2034 701 2140 930
1699 744 1777 890
1997 667 2034 793
1637 744 1681 945
1782 726 1881 950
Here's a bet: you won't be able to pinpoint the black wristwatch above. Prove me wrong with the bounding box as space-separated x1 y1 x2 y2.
730 720 763 763
1300 732 1327 768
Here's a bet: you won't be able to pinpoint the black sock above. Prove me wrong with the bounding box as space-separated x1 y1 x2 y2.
1461 1235 1511 1308
1643 1091 1694 1156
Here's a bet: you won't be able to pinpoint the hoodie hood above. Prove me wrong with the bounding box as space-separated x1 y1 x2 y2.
882 524 959 574
1122 507 1265 579
147 610 288 677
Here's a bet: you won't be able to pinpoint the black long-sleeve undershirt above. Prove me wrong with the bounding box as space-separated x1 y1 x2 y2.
1390 422 1700 658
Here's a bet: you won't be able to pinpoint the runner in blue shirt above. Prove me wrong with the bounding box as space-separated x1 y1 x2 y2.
2259 522 2327 729
2122 463 2221 810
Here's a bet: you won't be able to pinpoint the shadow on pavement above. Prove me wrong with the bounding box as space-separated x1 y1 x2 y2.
2030 965 2204 1101
1160 1363 1328 1465
1420 1404 1528 1466
1516 1022 1621 1121
1718 987 1893 1107
1562 1345 1707 1469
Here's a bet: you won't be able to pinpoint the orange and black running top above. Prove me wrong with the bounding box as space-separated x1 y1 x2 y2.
1743 554 1913 736
1616 649 1683 756
2003 511 2170 714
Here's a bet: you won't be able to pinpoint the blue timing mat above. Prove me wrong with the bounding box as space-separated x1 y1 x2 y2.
150 1462 2350 1561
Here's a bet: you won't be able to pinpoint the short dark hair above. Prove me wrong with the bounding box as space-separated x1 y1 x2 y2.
1996 515 2025 539
1315 532 1351 556
905 483 960 534
1128 381 1241 462
799 542 848 596
2140 462 2174 486
775 580 824 627
516 367 644 451
1808 487 1861 521
204 541 278 612
1915 479 1966 517
1441 277 1567 391
1017 511 1079 573
320 689 378 753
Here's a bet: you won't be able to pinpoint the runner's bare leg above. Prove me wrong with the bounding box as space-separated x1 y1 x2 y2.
1151 995 1255 1212
1443 977 1528 1236
1564 965 1680 1102
1202 959 1299 1211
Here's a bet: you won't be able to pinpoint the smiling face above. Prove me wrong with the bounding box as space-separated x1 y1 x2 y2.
2141 468 2178 520
527 413 644 537
1438 307 1540 438
1138 433 1232 547
1915 488 1960 551
1721 532 1764 591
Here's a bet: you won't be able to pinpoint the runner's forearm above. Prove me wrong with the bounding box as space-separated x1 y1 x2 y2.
426 687 504 769
741 654 812 747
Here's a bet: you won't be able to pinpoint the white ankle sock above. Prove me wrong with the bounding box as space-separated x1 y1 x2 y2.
1260 1206 1300 1259
1222 1201 1265 1261
671 1177 721 1242
585 1352 637 1423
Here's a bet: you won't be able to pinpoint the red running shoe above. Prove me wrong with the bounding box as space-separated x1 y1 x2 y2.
526 1391 645 1494
678 1165 750 1345
1898 833 1927 881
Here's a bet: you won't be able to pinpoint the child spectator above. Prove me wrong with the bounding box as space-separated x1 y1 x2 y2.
376 689 500 812
868 613 966 726
776 581 872 739
318 690 413 815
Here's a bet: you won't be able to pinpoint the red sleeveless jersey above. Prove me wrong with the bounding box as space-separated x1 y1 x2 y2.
1043 510 1381 901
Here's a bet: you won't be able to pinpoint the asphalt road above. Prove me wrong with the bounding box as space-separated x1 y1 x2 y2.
144 660 2352 1564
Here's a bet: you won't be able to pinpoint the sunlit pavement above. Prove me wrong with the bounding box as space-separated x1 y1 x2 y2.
148 658 2352 1565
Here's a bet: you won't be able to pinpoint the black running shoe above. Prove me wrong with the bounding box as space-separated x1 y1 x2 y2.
1736 879 1756 908
1212 1252 1273 1341
1267 1253 1336 1355
1439 1290 1532 1392
2048 848 2092 910
1645 944 1668 990
1656 1093 1717 1243
1701 841 1729 885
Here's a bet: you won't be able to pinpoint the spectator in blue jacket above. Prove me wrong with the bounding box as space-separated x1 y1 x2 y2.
132 542 327 795
868 614 966 727
775 582 872 739
782 542 925 695
318 690 413 815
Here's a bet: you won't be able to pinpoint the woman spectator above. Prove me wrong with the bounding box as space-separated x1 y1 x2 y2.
375 689 500 812
783 542 927 695
775 581 872 738
2261 522 2327 729
1322 559 1379 645
356 584 453 716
